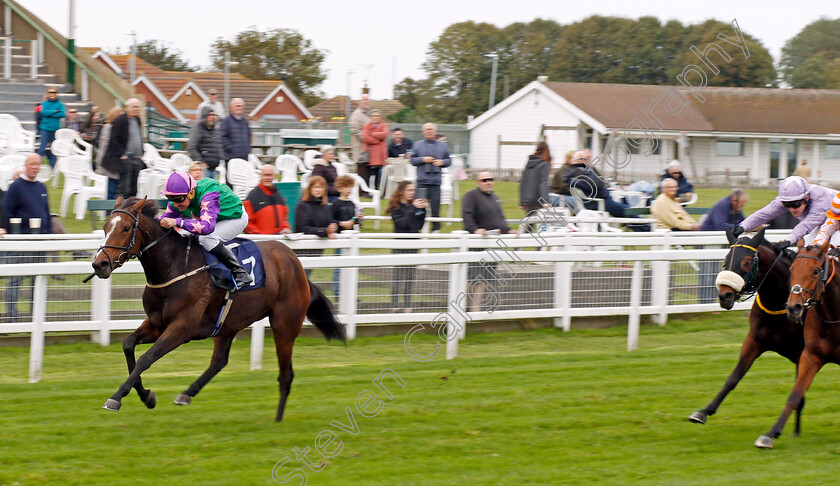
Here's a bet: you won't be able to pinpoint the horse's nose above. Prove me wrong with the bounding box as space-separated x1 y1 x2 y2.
787 303 803 323
94 259 110 271
719 292 735 310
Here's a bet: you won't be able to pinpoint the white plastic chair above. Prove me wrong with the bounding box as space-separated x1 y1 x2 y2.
248 153 264 170
303 150 321 170
349 174 381 229
142 143 169 171
0 114 35 154
275 154 305 182
680 192 699 206
0 153 24 190
169 153 192 172
50 139 89 188
299 170 312 189
75 168 108 220
54 128 92 159
384 158 410 198
226 158 259 198
570 186 605 213
59 155 104 217
440 168 455 220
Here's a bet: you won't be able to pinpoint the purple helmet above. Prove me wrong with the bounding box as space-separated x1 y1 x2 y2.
162 170 197 196
778 176 809 202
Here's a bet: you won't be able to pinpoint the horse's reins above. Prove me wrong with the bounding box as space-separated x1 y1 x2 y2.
87 209 210 288
728 242 787 307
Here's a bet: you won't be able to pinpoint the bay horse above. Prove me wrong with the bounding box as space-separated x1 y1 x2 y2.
755 239 840 448
689 228 805 433
92 197 345 422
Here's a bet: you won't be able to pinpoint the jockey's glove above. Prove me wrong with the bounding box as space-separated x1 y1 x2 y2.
828 248 840 258
731 226 745 237
772 240 792 253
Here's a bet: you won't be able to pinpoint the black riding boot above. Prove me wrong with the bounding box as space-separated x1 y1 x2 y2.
210 243 253 290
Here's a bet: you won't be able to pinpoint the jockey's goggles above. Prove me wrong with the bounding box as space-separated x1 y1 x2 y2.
166 194 189 204
783 199 805 209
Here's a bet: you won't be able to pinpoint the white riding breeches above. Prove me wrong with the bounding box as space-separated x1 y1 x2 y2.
197 211 248 250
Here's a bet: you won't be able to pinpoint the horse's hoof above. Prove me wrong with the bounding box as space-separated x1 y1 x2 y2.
754 435 774 449
173 393 191 406
102 398 122 411
143 391 157 409
688 411 707 424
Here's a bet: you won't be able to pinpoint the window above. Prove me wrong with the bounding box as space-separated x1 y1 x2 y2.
716 140 744 157
826 143 840 159
627 140 661 156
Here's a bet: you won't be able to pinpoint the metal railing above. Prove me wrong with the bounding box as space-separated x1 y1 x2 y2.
0 230 784 382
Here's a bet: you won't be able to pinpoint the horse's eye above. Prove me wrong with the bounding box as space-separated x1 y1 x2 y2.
123 225 131 232
813 269 820 277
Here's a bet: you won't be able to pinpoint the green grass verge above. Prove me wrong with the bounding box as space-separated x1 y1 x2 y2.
3 312 840 484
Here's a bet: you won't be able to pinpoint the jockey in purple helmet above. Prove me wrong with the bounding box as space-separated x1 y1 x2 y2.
735 175 836 252
158 170 253 289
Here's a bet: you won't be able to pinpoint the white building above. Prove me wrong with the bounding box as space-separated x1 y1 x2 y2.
467 79 840 185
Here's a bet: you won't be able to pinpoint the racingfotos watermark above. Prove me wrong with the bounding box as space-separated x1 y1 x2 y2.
271 202 561 484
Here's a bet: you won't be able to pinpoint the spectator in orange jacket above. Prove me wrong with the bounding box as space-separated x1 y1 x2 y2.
243 165 291 234
362 109 389 192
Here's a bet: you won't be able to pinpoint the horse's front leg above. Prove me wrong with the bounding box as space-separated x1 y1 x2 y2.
122 320 162 409
103 324 190 412
754 350 823 448
689 335 762 424
174 333 236 406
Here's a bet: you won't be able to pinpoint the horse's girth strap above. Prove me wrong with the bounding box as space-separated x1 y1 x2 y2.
146 264 211 289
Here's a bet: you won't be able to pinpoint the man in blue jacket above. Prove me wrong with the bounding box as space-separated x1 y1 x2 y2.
697 189 748 303
410 123 451 231
38 88 65 167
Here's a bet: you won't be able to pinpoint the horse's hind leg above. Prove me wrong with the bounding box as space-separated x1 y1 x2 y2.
123 320 162 409
689 336 762 424
103 326 188 412
174 333 235 406
794 395 805 437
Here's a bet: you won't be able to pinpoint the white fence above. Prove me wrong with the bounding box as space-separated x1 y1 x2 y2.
0 230 788 382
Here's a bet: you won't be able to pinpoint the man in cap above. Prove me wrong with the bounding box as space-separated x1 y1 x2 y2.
735 175 836 251
197 88 226 119
660 160 694 203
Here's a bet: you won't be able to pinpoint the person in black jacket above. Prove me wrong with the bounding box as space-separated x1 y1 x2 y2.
387 181 427 312
520 141 551 231
100 98 145 197
188 106 224 179
387 128 414 158
294 176 337 277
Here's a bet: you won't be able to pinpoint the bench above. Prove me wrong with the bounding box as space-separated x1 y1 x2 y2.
87 199 169 230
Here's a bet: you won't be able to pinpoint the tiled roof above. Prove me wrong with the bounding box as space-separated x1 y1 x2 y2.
544 82 840 135
309 96 405 121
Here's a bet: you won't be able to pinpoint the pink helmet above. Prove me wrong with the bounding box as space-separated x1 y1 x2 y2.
162 170 197 196
778 176 809 202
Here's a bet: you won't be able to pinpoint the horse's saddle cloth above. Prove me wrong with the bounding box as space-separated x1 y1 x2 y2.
200 238 266 291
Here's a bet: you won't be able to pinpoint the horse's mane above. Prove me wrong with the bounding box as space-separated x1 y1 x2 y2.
120 197 161 219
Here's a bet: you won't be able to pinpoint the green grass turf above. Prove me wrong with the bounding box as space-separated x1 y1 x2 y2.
3 312 840 484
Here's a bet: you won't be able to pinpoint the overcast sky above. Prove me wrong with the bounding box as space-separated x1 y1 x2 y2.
16 0 836 101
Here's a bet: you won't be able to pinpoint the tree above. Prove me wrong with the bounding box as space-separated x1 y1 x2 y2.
781 18 840 87
112 40 196 72
498 19 563 94
210 27 327 106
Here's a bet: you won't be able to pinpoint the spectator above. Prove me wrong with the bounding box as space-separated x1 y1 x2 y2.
4 154 53 320
551 150 575 197
793 159 811 182
737 175 836 251
699 189 748 232
311 145 339 199
660 160 694 203
651 178 700 230
188 106 224 179
188 162 205 181
435 133 448 147
244 165 290 235
95 108 124 199
387 181 427 312
294 176 337 277
81 105 104 141
220 97 251 177
563 151 644 230
330 174 358 295
38 87 65 167
362 109 389 192
410 123 451 232
388 127 413 158
350 93 371 178
101 98 145 198
63 108 81 132
462 171 519 312
520 141 551 221
196 88 225 118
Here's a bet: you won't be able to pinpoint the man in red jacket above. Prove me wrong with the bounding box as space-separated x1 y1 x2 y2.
243 165 291 234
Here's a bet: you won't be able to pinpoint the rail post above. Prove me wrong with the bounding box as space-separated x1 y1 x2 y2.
90 275 111 346
338 232 359 340
627 261 643 351
28 276 47 383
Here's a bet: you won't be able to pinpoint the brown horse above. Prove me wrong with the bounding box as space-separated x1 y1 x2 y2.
92 197 345 421
755 239 838 448
689 228 805 432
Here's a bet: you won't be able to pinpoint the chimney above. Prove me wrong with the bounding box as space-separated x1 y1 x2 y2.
537 76 548 83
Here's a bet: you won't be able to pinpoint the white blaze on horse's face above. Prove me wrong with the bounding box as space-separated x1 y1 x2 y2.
96 216 119 259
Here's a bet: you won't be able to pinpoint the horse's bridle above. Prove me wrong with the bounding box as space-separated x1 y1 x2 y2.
97 209 170 272
727 242 784 302
790 252 834 309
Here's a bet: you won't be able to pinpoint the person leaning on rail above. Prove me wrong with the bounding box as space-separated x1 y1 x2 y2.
734 175 837 250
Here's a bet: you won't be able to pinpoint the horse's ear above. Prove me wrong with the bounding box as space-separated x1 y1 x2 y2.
820 238 831 254
114 195 124 209
726 228 737 244
749 227 766 246
797 239 805 249
131 196 147 213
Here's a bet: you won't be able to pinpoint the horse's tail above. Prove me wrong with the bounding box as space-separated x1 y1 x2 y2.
306 280 346 343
